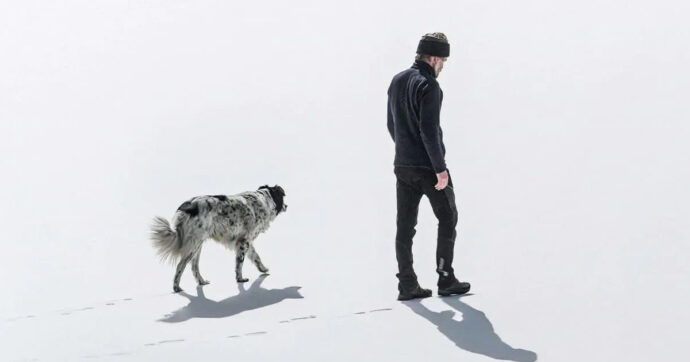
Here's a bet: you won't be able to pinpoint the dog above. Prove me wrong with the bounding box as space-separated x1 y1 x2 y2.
150 185 287 292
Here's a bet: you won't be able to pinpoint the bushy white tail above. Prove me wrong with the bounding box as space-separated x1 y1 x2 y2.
150 216 181 264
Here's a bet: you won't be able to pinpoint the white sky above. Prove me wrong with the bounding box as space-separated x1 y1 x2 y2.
1 1 689 361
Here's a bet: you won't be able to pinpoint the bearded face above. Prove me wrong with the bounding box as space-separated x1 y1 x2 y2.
432 56 447 77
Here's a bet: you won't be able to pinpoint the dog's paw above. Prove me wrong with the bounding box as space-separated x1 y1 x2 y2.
198 280 210 286
236 278 249 283
259 267 270 274
173 285 183 293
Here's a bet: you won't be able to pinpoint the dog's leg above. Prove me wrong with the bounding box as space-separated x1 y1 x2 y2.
191 248 210 286
235 239 249 283
248 245 269 274
173 253 193 293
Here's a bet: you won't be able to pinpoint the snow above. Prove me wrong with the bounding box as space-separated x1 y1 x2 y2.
1 1 689 361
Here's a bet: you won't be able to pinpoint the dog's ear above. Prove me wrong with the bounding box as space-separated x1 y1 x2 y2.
258 185 270 190
273 185 285 196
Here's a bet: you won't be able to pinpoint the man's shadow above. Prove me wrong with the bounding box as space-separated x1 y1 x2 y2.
159 275 303 323
403 296 538 362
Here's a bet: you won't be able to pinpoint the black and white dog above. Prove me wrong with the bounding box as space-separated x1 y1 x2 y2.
150 185 287 292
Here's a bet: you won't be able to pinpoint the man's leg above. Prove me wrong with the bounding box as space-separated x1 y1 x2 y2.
422 171 470 295
394 169 424 289
421 171 458 280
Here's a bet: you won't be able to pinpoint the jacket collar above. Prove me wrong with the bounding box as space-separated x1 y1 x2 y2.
412 60 436 78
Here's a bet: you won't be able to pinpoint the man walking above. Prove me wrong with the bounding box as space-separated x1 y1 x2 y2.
387 33 471 300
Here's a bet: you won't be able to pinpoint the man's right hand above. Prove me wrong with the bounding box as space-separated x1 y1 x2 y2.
435 170 449 190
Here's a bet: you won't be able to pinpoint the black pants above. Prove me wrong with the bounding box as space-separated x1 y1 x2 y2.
395 166 458 288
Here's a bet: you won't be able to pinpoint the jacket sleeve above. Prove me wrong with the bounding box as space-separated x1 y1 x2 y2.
387 87 395 142
418 81 447 173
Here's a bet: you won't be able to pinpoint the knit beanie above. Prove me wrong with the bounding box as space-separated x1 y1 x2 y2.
416 33 450 58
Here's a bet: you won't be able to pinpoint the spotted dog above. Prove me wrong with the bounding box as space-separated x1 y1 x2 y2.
150 185 287 293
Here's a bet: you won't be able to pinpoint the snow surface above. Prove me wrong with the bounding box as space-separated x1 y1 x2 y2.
1 1 689 361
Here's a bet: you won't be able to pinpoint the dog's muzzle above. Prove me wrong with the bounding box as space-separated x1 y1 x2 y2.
282 203 288 212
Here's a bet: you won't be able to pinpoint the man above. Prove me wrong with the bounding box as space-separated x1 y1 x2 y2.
387 32 471 300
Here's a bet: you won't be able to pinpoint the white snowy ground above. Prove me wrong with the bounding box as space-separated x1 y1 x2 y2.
1 1 689 361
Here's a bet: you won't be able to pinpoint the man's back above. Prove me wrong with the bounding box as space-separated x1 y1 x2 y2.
387 60 447 174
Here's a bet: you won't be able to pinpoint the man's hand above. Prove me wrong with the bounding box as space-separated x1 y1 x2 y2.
435 170 449 190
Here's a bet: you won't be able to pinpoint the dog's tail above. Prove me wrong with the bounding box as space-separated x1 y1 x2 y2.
150 216 182 264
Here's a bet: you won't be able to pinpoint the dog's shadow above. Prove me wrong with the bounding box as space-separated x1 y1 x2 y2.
403 295 538 362
159 275 303 323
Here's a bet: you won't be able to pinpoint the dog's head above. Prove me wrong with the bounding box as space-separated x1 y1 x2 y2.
258 185 287 214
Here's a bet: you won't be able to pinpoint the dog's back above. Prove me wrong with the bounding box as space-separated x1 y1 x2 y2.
150 191 278 262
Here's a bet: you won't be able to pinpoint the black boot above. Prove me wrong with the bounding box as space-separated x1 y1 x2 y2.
397 284 432 301
438 276 471 296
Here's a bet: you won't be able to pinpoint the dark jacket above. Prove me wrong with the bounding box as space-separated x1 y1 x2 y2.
387 60 447 173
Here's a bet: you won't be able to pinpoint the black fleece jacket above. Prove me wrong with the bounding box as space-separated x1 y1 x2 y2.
387 60 447 173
